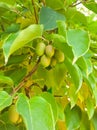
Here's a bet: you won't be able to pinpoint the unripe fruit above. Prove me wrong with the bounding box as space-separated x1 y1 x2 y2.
55 50 65 63
8 105 19 123
36 42 46 56
45 45 54 58
40 55 51 67
50 57 57 67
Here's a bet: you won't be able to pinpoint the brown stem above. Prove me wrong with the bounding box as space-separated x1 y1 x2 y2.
11 59 40 95
69 0 90 7
0 66 5 70
69 1 82 7
1 24 5 31
32 0 38 24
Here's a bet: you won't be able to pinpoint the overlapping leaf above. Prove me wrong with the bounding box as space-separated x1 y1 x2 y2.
64 104 81 130
86 97 94 119
66 29 90 63
0 91 12 111
16 94 55 130
39 7 65 30
3 24 43 63
65 57 82 93
0 75 13 86
41 92 58 122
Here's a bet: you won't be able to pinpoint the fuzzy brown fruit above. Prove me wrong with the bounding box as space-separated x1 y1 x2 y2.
45 45 54 58
36 42 46 56
40 55 51 67
55 50 65 63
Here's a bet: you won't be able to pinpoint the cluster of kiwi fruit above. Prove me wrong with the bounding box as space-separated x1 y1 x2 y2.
35 42 65 68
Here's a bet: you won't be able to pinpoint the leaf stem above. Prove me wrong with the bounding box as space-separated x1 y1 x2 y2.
11 58 40 96
32 0 38 24
1 24 5 31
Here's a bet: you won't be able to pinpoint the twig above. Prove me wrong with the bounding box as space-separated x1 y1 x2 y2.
0 66 5 70
1 24 5 31
69 1 82 7
32 0 38 24
69 0 91 7
11 59 40 95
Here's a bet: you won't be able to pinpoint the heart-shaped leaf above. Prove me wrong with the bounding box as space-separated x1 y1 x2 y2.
66 29 90 63
0 91 12 111
39 7 66 30
3 24 43 63
16 94 55 130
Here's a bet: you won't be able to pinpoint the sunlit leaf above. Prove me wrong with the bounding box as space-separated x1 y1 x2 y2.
65 57 82 93
5 68 27 85
45 0 64 9
66 29 90 63
0 91 12 111
79 112 91 130
41 92 58 122
84 0 97 14
0 75 13 86
65 8 87 26
35 63 66 89
91 110 97 130
83 73 96 92
52 34 73 60
16 94 55 130
76 56 88 75
64 104 81 130
86 97 94 119
39 7 65 30
3 24 43 63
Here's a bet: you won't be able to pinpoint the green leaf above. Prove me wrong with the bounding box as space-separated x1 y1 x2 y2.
88 21 97 33
65 8 87 26
0 0 16 5
57 21 66 37
5 23 20 33
45 0 64 10
76 56 88 75
6 54 26 66
76 56 93 76
83 73 96 92
92 110 97 130
16 94 55 130
79 112 91 130
93 87 97 106
5 67 27 85
84 0 97 14
86 97 94 119
41 92 58 122
64 104 81 130
0 75 13 86
52 34 73 60
39 7 66 30
3 24 43 63
35 63 66 89
66 29 90 63
65 57 82 93
68 85 78 108
0 2 10 15
0 91 12 111
85 59 93 75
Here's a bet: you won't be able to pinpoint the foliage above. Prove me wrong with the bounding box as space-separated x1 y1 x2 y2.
0 0 97 129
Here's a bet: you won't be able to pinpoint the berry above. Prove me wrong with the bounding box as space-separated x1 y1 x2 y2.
45 45 54 58
55 50 65 63
36 42 45 56
40 55 51 67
